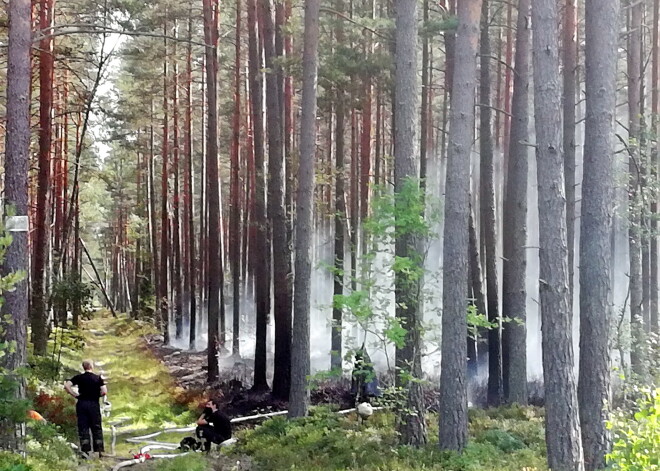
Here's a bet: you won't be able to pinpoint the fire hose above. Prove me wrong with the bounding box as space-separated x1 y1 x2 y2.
110 406 380 470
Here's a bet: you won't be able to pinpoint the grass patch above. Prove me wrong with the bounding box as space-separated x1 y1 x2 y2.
150 454 208 471
27 312 199 461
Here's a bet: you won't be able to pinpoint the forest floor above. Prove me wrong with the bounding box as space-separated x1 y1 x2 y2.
51 313 549 471
57 314 211 470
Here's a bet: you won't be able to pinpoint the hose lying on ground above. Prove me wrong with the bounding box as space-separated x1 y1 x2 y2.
112 405 381 470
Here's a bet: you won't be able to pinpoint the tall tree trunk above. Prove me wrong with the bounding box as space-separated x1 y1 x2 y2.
578 0 618 468
202 0 222 382
439 0 481 452
651 0 660 335
186 14 197 350
261 0 292 399
172 26 184 340
133 150 142 320
628 0 645 376
563 0 577 308
468 203 487 376
479 0 503 407
360 79 371 224
148 107 159 307
393 0 427 448
248 0 271 391
532 0 585 468
443 0 456 97
289 0 320 418
420 0 430 186
0 0 31 449
502 0 531 405
199 58 207 329
230 0 242 356
72 197 81 326
331 0 346 372
331 87 346 371
501 2 513 155
31 0 55 356
160 17 171 343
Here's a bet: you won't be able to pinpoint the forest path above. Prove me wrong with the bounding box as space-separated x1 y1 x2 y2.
74 314 198 469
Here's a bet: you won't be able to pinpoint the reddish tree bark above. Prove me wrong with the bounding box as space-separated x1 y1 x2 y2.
31 0 55 355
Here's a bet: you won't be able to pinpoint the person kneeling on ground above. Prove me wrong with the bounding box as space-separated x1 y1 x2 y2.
196 398 232 451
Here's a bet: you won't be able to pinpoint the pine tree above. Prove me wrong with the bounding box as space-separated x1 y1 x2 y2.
578 0 618 468
502 0 531 405
439 0 482 452
532 0 584 467
0 0 31 449
289 0 320 419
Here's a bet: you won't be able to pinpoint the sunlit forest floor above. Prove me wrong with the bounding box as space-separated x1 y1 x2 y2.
3 312 550 470
36 313 546 471
64 314 201 469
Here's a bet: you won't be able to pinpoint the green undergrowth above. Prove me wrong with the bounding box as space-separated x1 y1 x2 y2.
132 453 249 471
20 312 199 469
230 405 548 471
0 422 79 471
17 314 551 471
73 315 197 453
607 388 660 470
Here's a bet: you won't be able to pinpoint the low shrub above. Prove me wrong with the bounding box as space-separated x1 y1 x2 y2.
232 406 547 470
0 452 32 471
607 388 660 470
31 391 77 440
23 422 77 471
477 429 525 452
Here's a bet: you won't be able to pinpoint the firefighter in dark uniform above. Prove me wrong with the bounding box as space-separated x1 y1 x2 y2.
64 359 107 458
196 398 232 451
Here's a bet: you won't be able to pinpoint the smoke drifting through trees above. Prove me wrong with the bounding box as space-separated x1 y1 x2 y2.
2 0 659 467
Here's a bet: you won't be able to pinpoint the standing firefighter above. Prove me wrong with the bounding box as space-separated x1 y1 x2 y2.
64 360 107 458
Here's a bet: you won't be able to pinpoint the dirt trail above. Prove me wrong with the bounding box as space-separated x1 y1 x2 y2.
72 315 197 470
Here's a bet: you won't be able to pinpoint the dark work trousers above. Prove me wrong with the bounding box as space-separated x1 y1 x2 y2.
76 399 104 453
196 425 226 451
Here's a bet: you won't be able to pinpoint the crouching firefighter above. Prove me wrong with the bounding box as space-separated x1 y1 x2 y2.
64 360 107 458
196 398 232 452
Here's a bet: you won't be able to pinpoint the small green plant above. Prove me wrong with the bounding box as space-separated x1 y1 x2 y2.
478 429 526 452
152 453 208 471
607 388 660 470
24 422 77 471
50 274 94 321
0 451 32 471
